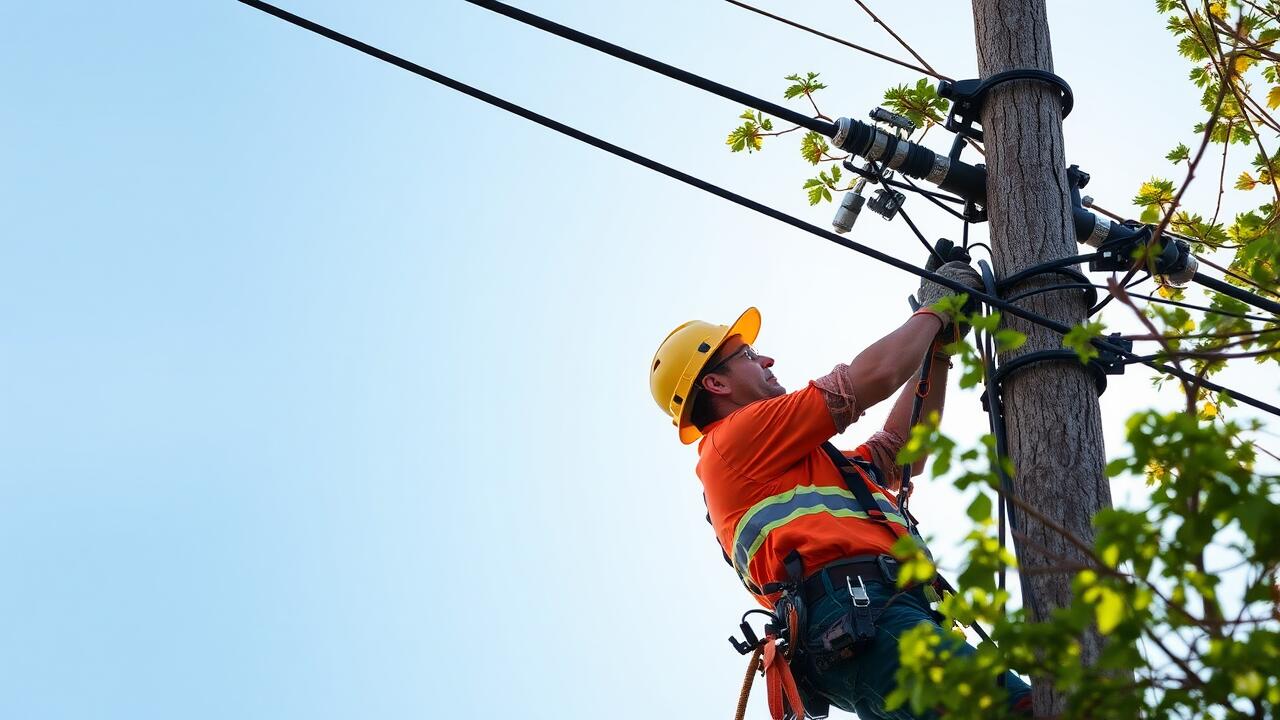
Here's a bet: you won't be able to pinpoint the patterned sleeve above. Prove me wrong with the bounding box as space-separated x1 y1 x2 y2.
859 430 907 491
811 362 863 433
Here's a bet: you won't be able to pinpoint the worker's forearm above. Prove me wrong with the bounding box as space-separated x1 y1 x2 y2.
847 312 945 409
882 368 922 441
909 355 950 474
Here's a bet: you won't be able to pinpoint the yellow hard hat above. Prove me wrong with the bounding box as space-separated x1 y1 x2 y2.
650 307 761 444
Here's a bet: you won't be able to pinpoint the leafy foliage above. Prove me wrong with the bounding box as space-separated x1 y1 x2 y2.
803 164 841 205
799 131 828 165
726 110 773 153
888 413 1280 719
723 72 949 203
783 71 827 100
882 78 951 129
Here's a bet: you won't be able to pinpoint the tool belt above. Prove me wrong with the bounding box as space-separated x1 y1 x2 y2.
800 554 900 604
730 553 921 720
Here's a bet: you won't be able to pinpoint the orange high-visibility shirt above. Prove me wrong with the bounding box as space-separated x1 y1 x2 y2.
697 384 906 606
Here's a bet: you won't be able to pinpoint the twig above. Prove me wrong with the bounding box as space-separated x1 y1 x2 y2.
722 0 950 81
1109 280 1200 415
1211 122 1230 227
850 0 940 76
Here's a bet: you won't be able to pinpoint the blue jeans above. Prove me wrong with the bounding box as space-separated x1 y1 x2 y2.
796 573 1031 719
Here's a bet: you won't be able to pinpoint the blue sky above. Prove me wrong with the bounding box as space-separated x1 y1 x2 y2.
2 1 1275 718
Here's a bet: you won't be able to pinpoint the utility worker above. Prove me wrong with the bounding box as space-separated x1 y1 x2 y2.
648 245 1032 719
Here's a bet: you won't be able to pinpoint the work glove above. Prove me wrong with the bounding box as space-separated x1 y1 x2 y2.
915 260 983 309
925 237 969 272
914 261 983 347
912 238 982 310
910 239 984 346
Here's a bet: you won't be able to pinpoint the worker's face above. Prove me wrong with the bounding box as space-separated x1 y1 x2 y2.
703 336 785 402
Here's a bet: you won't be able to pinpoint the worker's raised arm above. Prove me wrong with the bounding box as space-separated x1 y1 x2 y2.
826 261 980 406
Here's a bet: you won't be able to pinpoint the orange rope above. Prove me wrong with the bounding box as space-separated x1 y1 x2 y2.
734 646 763 720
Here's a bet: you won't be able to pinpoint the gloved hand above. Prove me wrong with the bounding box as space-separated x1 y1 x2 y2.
912 238 982 309
925 237 969 272
916 260 983 309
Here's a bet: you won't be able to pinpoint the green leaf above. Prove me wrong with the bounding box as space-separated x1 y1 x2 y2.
1165 143 1190 163
726 118 764 153
1094 587 1124 634
1064 321 1106 363
799 131 828 165
966 493 992 522
783 71 827 100
994 328 1026 351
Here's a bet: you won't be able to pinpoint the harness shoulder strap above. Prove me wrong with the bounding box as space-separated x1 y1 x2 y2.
818 441 905 539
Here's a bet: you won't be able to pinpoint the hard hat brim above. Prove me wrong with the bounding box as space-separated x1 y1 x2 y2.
677 306 761 445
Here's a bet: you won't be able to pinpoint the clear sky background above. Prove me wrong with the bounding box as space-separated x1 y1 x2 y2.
2 1 1276 718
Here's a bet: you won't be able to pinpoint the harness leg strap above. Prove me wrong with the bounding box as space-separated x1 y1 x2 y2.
763 637 806 720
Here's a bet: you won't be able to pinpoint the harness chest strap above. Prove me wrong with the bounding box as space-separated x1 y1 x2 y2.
817 442 908 542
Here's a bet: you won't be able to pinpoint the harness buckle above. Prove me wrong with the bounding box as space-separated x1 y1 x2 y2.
846 575 871 608
876 554 899 586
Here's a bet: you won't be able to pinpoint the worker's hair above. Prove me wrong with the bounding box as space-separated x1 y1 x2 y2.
689 375 719 430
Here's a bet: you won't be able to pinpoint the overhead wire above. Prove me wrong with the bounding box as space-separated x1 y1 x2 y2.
235 0 1280 420
722 0 951 81
1006 283 1279 322
1194 253 1280 299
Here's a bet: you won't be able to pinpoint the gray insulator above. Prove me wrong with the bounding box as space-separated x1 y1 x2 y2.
833 190 866 234
1159 254 1199 288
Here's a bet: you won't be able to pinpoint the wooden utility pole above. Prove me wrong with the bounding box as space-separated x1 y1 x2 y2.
970 1 1112 715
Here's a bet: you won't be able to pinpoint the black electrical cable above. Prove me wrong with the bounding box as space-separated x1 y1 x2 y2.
462 0 836 137
897 207 943 265
1125 349 1280 364
997 252 1105 290
1195 253 1280 300
862 161 946 266
1131 293 1275 323
1007 282 1278 322
898 175 969 220
1126 273 1152 289
235 0 1280 420
1193 272 1280 316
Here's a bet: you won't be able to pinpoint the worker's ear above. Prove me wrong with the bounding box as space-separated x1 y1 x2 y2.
699 372 733 397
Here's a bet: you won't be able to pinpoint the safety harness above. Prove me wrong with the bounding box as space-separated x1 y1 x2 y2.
724 442 932 720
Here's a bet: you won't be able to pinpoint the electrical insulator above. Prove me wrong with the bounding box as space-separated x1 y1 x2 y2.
833 179 868 234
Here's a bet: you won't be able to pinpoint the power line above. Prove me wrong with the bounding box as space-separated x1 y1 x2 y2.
723 0 951 81
1007 283 1279 323
1194 253 1280 300
463 0 837 137
234 0 1280 419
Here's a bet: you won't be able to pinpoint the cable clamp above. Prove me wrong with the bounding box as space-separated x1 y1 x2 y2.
832 117 852 149
1093 333 1133 376
937 70 1073 144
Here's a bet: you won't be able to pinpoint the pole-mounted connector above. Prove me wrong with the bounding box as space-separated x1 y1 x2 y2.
1094 333 1134 376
